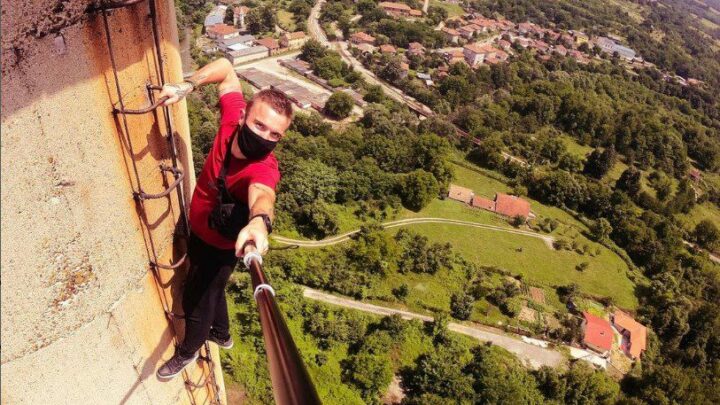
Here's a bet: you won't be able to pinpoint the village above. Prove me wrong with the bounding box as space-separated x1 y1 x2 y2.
191 0 706 120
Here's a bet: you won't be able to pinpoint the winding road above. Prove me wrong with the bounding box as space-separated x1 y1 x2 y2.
272 217 556 249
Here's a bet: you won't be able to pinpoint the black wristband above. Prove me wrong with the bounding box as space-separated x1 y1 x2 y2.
250 214 273 234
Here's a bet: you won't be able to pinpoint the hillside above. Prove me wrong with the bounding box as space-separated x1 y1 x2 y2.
180 0 720 402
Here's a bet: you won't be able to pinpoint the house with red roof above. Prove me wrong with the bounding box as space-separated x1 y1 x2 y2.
441 27 461 44
379 1 423 19
379 44 397 54
612 311 647 360
472 196 495 211
407 42 425 56
351 31 376 45
206 24 240 40
582 312 613 356
254 37 280 55
494 193 531 218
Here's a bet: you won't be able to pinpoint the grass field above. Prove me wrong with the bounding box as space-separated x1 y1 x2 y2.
430 0 465 17
278 9 296 32
676 201 720 231
276 156 639 310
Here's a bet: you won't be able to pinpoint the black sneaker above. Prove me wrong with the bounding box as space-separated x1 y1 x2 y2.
208 329 234 349
156 351 198 379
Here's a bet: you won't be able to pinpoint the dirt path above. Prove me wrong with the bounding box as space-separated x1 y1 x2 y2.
273 217 556 249
683 240 720 264
303 288 566 369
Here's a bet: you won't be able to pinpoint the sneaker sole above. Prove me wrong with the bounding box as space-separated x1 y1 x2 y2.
156 354 198 380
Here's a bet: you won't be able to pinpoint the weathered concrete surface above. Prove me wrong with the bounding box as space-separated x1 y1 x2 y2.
1 0 224 403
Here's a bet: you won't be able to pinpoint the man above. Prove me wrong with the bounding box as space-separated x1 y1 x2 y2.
155 58 293 379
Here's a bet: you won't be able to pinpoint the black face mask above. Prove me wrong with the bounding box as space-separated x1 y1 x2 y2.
237 123 277 160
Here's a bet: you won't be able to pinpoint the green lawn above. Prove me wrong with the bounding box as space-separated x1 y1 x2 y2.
278 9 296 32
430 0 465 17
676 201 720 231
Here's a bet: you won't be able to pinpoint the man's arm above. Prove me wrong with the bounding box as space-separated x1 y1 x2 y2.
235 183 276 257
158 58 241 105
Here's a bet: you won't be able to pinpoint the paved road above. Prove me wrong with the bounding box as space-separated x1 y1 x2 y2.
273 217 556 249
303 287 566 369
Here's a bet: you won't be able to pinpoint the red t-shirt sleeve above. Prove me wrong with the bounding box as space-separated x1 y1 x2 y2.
219 91 246 126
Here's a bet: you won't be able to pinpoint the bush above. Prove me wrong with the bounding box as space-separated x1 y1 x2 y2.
324 91 355 119
450 291 474 320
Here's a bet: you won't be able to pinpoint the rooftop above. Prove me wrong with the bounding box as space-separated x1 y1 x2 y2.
255 37 280 49
207 24 239 36
583 312 613 352
494 193 530 218
613 311 647 359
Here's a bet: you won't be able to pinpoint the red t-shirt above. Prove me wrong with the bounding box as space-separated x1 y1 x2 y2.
189 92 281 250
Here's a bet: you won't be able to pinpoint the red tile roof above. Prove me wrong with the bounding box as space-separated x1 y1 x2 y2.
613 311 647 359
255 37 280 49
380 44 397 53
442 27 460 36
494 193 530 218
583 312 613 352
207 24 239 36
472 196 495 211
409 9 423 16
351 31 376 43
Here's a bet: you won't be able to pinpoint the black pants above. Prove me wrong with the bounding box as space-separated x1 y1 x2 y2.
178 233 238 357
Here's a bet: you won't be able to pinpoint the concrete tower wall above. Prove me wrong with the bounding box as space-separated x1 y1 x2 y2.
1 1 225 403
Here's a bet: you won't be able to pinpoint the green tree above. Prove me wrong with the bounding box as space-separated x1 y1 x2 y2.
298 200 339 237
592 218 613 242
583 147 617 179
280 159 339 205
617 166 642 197
363 84 385 103
291 111 333 137
224 6 234 25
694 219 719 251
400 169 439 211
342 352 393 403
466 345 545 405
450 291 474 320
402 343 474 400
563 362 619 405
246 5 276 34
300 39 328 63
392 283 409 301
324 91 354 119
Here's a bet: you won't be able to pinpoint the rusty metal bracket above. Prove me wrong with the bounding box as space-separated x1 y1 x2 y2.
133 164 184 200
113 95 169 115
150 252 187 270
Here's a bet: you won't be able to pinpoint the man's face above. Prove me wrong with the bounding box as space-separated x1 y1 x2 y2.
242 100 292 142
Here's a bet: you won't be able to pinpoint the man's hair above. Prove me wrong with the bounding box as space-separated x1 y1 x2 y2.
246 89 293 120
